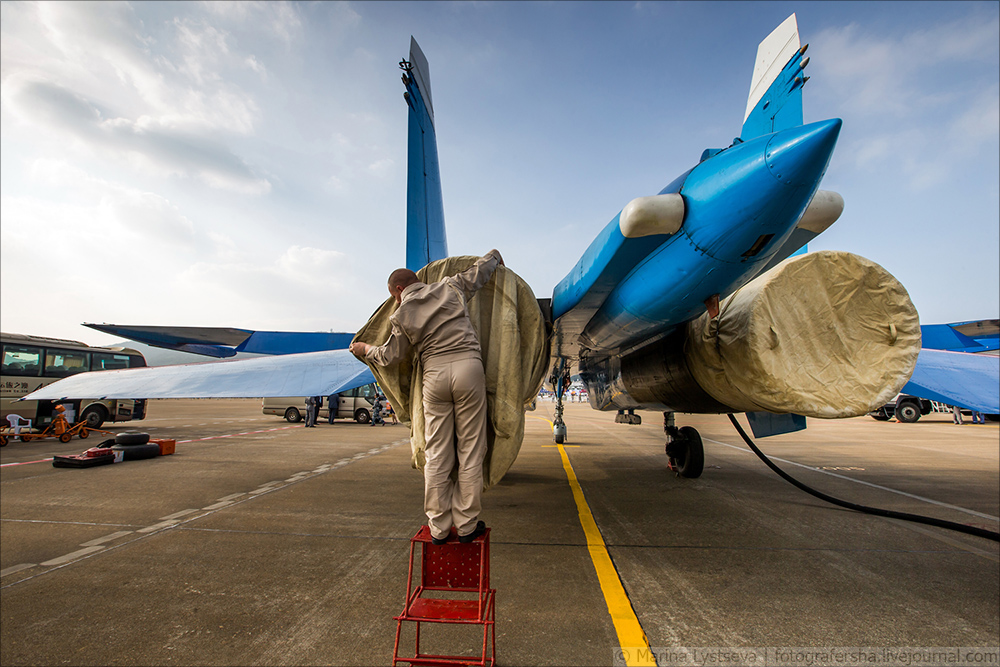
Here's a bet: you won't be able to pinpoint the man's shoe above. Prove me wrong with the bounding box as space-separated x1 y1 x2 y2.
459 520 487 544
431 534 448 546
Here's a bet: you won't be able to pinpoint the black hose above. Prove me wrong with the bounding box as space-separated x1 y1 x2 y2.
727 414 1000 543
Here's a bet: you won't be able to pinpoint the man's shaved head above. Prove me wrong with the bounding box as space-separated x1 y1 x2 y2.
387 268 420 304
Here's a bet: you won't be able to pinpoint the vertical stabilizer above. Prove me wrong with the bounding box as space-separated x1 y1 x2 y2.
402 38 448 271
741 14 806 141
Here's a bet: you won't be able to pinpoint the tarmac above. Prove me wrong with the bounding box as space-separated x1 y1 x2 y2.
1 399 997 666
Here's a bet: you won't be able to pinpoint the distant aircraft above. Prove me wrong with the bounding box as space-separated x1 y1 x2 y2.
28 15 995 478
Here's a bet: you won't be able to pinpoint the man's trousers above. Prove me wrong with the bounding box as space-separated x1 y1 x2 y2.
421 353 488 540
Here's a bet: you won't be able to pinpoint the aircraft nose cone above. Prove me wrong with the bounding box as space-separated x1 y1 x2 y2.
764 118 842 187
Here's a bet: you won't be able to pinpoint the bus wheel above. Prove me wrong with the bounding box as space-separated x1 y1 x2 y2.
82 406 108 429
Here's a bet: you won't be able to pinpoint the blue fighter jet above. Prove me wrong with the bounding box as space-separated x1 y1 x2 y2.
26 15 996 478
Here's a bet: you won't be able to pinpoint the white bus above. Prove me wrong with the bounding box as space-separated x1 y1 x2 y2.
1 332 148 429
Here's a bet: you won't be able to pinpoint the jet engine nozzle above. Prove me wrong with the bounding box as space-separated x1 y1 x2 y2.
685 250 920 418
764 118 842 187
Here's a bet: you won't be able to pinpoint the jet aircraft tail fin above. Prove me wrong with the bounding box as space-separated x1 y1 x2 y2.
741 14 807 141
402 37 448 272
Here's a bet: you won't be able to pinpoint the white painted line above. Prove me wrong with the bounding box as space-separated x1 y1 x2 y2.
137 520 179 534
80 531 133 547
202 501 234 510
705 438 1000 522
159 509 199 521
248 487 274 495
217 493 246 502
1 564 37 578
41 546 105 566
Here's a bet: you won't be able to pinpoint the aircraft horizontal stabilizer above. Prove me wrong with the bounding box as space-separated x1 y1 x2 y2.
83 323 356 357
22 349 375 400
901 348 1000 414
921 319 1000 353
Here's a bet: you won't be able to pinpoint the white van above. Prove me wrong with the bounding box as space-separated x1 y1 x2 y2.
262 383 379 424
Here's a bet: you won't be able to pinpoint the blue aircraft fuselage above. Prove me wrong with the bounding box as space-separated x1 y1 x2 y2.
554 118 842 356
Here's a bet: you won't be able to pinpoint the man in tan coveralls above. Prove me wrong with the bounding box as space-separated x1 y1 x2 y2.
349 250 503 545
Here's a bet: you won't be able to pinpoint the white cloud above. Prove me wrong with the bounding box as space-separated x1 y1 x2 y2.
3 76 270 194
812 14 999 190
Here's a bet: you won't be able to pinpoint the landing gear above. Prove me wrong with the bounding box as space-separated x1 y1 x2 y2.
663 412 704 478
551 359 570 444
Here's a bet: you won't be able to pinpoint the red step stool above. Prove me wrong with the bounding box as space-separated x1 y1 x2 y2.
392 525 496 666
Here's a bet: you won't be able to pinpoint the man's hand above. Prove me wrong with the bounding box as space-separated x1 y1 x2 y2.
349 341 369 357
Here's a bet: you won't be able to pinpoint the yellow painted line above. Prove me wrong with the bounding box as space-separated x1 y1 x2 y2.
532 415 653 665
557 443 654 666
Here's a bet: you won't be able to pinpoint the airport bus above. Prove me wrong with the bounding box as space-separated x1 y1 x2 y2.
1 332 148 429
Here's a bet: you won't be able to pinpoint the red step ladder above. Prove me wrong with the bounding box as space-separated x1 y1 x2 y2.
392 526 496 666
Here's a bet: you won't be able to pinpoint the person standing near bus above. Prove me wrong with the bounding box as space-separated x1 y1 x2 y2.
327 392 340 424
305 396 319 428
349 249 503 545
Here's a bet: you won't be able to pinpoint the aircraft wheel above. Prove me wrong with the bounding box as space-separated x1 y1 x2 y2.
666 426 704 478
284 408 301 423
894 402 920 423
553 423 566 444
59 432 72 443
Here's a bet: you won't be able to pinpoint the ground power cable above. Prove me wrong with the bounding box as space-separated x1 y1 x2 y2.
727 414 1000 543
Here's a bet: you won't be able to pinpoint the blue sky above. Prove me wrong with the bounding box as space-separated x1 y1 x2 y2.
2 1 997 348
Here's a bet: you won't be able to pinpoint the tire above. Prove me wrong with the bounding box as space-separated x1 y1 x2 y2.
554 431 565 444
53 454 115 468
82 405 108 429
871 413 891 421
895 402 920 423
111 442 160 460
355 409 371 424
79 429 89 439
1 434 7 447
284 407 302 423
667 426 705 479
115 432 150 445
59 432 72 443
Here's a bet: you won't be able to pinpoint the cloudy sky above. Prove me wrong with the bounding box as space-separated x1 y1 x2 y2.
2 1 997 348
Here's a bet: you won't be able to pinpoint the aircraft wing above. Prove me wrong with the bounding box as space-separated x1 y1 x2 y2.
901 348 1000 414
22 349 375 400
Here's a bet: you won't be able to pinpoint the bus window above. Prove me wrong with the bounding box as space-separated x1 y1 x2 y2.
44 349 90 377
357 383 376 398
92 352 134 371
2 345 42 377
